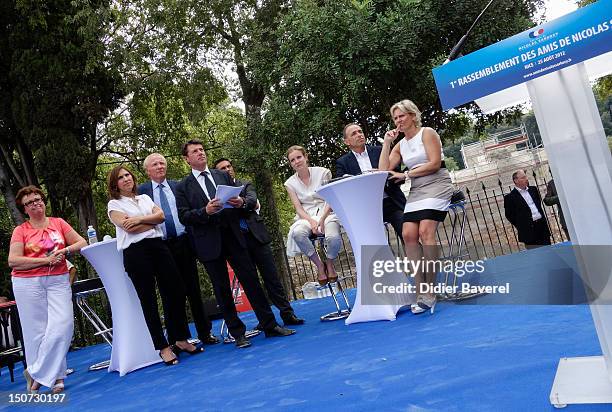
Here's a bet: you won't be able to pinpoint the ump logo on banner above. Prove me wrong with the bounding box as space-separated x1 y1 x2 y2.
432 0 612 111
529 28 545 38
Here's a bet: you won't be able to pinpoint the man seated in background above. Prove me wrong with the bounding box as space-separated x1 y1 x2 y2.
214 158 304 327
335 123 405 238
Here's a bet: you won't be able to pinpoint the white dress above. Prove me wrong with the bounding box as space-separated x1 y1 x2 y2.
284 167 340 256
399 128 454 222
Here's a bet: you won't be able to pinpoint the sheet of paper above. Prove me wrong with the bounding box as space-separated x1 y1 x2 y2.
215 184 245 208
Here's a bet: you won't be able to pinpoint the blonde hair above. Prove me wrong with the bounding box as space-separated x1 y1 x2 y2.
286 145 307 159
390 99 422 128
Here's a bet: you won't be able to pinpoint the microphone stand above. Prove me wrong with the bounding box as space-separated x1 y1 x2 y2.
444 0 496 64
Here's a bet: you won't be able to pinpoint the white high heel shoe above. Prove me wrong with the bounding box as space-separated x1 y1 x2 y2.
411 303 426 315
23 370 39 394
417 296 437 315
412 296 436 315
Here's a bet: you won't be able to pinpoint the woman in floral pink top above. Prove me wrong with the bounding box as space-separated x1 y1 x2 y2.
8 186 87 394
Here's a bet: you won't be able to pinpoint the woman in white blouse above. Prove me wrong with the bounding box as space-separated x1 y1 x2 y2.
106 166 203 366
284 146 341 285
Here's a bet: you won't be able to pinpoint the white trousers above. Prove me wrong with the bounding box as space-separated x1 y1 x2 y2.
12 274 74 388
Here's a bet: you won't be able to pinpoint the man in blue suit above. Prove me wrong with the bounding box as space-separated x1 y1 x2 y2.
138 153 219 345
335 123 406 238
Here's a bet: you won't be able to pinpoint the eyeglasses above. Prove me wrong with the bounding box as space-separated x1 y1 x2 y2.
23 197 44 207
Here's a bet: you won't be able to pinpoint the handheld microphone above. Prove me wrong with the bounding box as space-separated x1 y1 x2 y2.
444 0 496 64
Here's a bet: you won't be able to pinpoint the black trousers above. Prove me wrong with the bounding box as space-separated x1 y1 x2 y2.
123 238 190 350
200 230 278 339
243 230 294 321
383 197 405 241
525 218 552 247
164 235 212 341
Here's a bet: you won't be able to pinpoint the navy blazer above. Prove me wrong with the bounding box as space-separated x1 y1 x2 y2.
175 169 246 261
235 178 272 245
335 145 405 210
137 179 180 199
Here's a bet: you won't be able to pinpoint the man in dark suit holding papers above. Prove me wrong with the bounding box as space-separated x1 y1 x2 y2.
214 158 304 327
175 139 295 348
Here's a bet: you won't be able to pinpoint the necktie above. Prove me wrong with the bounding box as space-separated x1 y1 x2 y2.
202 171 217 199
158 184 177 238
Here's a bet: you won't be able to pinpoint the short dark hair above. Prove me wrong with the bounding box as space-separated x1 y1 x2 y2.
511 169 526 182
213 158 231 168
342 123 360 139
107 165 137 200
15 186 46 213
181 139 204 157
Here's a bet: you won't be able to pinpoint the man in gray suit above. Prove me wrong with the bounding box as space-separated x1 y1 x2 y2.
138 153 219 345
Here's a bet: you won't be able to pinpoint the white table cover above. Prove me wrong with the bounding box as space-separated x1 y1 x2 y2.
81 239 161 375
317 172 414 324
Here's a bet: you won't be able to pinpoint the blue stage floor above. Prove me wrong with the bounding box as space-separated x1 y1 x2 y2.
2 247 611 411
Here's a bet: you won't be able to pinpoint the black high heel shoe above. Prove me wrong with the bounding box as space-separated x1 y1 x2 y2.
160 348 179 366
172 342 204 356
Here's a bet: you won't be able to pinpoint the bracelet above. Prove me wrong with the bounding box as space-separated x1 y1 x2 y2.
65 246 72 259
404 171 410 180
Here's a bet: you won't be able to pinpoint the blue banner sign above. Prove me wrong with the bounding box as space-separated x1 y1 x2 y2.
432 0 612 110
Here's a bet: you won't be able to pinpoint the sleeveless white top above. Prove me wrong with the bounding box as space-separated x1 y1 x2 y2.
399 127 444 169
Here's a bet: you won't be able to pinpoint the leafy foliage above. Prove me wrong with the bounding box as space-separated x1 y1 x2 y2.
2 0 124 231
251 0 543 172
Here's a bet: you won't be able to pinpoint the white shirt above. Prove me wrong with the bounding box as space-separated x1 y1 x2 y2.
107 195 163 250
352 148 373 172
151 179 186 238
352 148 387 198
515 186 542 221
192 168 217 200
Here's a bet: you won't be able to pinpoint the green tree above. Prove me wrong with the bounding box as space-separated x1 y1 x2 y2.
138 0 296 290
254 0 542 173
2 0 123 233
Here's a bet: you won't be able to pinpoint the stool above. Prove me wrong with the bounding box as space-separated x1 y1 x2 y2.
438 191 480 301
72 278 113 370
0 301 25 382
309 234 351 321
384 222 405 258
219 268 262 344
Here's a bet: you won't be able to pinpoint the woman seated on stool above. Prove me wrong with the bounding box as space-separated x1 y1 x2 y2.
8 185 87 394
284 145 342 285
106 165 203 366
